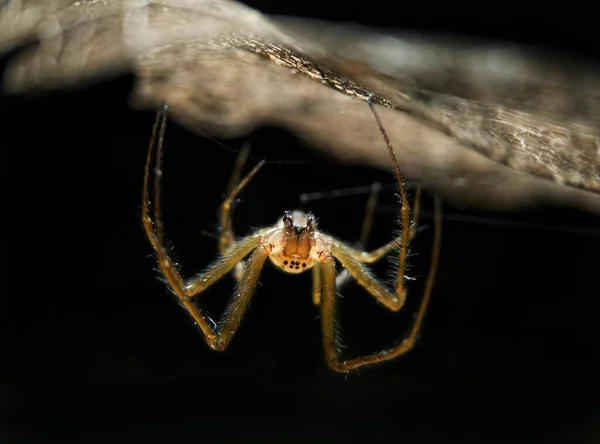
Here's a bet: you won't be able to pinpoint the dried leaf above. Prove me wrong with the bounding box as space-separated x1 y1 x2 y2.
1 0 599 212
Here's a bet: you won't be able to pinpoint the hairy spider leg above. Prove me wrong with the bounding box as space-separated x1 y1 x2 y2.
318 100 442 372
332 182 423 293
142 102 273 351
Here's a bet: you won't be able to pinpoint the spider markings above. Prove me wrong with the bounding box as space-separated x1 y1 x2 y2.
142 100 442 372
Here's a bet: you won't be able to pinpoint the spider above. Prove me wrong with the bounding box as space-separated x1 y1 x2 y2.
142 100 442 373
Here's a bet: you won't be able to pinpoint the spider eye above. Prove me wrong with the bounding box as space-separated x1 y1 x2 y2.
283 260 288 265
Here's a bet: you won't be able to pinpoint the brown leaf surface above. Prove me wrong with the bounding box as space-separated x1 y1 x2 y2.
1 0 599 213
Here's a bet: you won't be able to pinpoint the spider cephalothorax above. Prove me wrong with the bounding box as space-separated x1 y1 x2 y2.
268 210 318 273
143 101 441 372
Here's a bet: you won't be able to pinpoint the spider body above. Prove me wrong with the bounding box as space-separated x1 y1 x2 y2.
268 210 319 274
143 101 442 372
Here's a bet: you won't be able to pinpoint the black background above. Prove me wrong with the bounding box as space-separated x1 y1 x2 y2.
2 1 599 443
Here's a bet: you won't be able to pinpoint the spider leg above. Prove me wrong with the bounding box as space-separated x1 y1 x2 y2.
329 239 406 311
212 246 270 350
333 101 422 307
147 222 269 349
219 142 256 282
142 103 271 349
319 254 339 363
320 197 442 372
321 100 441 372
334 183 422 265
358 181 381 247
219 142 252 254
320 100 427 311
410 185 422 240
312 265 323 306
368 100 412 301
335 182 381 291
